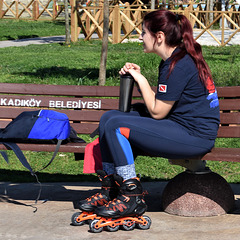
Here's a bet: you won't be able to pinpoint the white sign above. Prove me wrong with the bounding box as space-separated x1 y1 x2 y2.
49 100 102 109
0 98 102 109
0 98 41 107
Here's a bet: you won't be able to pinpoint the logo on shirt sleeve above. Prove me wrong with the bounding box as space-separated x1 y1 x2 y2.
159 84 167 93
205 76 219 108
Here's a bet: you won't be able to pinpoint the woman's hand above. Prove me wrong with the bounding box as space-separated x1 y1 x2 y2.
119 62 141 75
119 64 174 119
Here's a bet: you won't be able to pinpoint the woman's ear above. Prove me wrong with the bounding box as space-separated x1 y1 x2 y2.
156 31 165 44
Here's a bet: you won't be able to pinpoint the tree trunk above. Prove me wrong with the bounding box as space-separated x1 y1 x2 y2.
99 0 109 86
209 0 214 26
65 0 71 45
151 0 155 9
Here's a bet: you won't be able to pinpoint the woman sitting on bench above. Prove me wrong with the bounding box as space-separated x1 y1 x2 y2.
78 10 220 220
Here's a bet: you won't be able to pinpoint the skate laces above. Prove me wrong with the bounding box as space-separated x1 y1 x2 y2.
105 195 129 208
86 186 112 201
86 192 103 202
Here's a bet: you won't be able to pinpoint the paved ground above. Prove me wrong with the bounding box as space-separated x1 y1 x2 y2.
0 30 240 48
1 181 240 240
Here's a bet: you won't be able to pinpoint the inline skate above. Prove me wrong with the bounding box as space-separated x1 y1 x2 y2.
89 174 151 233
71 170 118 226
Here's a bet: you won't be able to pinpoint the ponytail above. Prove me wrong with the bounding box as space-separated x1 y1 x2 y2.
143 10 213 88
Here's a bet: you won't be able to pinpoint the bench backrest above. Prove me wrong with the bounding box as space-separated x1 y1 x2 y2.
0 83 121 135
217 86 240 138
0 83 239 138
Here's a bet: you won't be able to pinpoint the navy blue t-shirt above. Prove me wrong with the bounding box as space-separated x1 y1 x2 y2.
155 52 220 140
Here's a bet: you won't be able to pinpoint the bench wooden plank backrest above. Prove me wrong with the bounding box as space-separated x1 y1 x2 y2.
0 83 239 161
0 83 121 135
217 86 240 138
0 83 147 135
0 83 239 138
202 86 240 162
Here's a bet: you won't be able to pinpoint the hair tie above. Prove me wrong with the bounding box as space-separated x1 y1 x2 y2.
175 14 179 21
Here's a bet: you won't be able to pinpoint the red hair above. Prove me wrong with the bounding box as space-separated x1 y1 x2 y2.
143 10 213 87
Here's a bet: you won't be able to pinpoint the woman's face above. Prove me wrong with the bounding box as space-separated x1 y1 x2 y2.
139 24 156 53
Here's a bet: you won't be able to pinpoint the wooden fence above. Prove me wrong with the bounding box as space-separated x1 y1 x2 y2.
0 0 65 20
70 1 240 46
1 0 240 46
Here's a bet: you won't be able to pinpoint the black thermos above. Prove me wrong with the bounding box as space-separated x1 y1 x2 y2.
119 73 134 112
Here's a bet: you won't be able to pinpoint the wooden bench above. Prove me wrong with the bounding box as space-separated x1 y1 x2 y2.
0 82 239 162
0 82 239 216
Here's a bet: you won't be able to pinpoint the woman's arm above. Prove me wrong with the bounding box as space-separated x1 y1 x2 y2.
120 63 175 119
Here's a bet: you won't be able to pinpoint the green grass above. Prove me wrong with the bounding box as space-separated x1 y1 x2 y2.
0 19 65 41
202 46 240 86
0 20 240 183
0 41 239 87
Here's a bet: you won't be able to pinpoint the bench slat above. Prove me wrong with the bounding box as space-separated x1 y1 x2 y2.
216 86 240 98
202 148 240 162
219 99 240 111
0 83 142 98
0 121 98 135
0 107 106 122
71 123 99 134
0 142 87 153
0 94 119 110
0 144 238 162
220 112 240 124
217 126 240 138
0 123 238 137
0 83 121 97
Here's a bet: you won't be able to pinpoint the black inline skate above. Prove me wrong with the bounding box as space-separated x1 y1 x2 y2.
71 170 118 226
89 174 151 233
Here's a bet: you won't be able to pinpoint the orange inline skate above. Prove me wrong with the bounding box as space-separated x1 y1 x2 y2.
89 174 151 233
71 170 118 226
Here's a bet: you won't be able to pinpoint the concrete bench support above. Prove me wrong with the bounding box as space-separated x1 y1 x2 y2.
162 170 235 217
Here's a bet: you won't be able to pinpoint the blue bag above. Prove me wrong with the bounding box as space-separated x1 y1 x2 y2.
0 110 72 174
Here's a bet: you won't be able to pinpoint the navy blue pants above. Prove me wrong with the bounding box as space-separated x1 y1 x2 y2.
99 110 215 168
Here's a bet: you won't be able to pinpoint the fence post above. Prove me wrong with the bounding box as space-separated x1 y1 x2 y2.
221 13 224 46
86 11 90 35
124 2 131 34
98 1 104 39
184 4 190 22
0 0 3 18
70 0 78 42
53 0 57 19
32 0 39 20
16 0 19 19
112 4 121 44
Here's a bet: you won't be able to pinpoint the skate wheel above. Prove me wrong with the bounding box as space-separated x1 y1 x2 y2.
106 223 119 232
71 212 84 226
136 215 151 230
122 220 135 231
89 219 103 233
